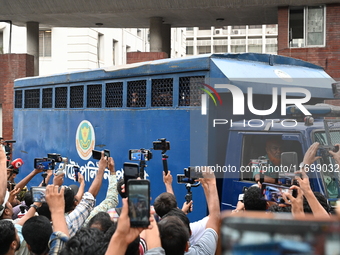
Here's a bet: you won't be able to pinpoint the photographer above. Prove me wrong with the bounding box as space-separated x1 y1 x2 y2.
158 166 219 255
105 198 164 255
154 170 208 246
65 151 107 236
84 155 118 226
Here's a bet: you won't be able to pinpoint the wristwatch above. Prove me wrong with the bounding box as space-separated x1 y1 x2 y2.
30 204 39 210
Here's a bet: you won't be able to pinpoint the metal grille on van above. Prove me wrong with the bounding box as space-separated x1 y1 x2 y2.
127 80 146 107
42 88 53 108
178 76 204 106
151 78 173 107
70 86 84 108
106 82 123 107
15 90 23 108
87 85 102 108
24 89 40 108
55 87 68 108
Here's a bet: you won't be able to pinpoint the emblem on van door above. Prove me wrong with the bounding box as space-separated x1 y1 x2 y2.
76 120 95 160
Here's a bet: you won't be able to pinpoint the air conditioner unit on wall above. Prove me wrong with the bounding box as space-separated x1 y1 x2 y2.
215 29 223 35
232 30 239 35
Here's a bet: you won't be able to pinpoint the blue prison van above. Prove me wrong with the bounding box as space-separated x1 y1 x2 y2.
13 53 340 220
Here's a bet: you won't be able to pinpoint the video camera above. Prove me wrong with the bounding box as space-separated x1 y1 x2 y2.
153 138 170 174
177 166 203 184
177 166 201 213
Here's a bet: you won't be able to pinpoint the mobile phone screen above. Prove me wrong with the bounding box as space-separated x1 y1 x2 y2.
31 186 47 202
261 183 292 204
127 179 150 227
129 149 150 161
34 158 54 170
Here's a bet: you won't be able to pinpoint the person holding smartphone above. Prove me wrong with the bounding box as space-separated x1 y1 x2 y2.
84 154 118 226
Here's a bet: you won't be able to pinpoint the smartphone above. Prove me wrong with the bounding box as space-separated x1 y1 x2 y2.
123 162 140 189
73 166 80 182
129 149 151 161
34 158 55 170
153 141 170 151
177 174 187 184
127 179 150 227
47 153 63 163
261 183 296 204
104 149 110 157
31 186 46 202
92 149 110 160
92 150 102 160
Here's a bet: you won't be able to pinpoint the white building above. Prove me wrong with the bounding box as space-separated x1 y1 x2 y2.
0 22 277 76
0 22 186 76
186 25 278 56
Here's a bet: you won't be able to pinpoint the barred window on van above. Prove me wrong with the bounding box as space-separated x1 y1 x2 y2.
70 86 84 108
87 84 102 108
24 89 40 108
179 76 204 106
127 80 146 107
42 88 53 108
15 90 23 108
151 78 173 107
106 82 123 107
55 87 68 108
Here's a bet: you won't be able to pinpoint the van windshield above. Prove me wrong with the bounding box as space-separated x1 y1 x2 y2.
314 130 340 200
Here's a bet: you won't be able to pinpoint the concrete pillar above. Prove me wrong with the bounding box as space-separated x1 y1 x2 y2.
150 17 163 52
161 24 171 57
26 22 39 76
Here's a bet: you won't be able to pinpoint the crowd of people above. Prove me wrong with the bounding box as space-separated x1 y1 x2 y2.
0 141 340 255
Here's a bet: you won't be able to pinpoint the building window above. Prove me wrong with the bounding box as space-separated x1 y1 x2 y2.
248 38 262 53
98 33 104 63
214 45 227 53
112 40 117 66
231 39 246 53
198 46 211 54
249 25 262 29
289 6 325 48
232 25 246 29
39 30 51 57
186 46 193 55
266 38 278 53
